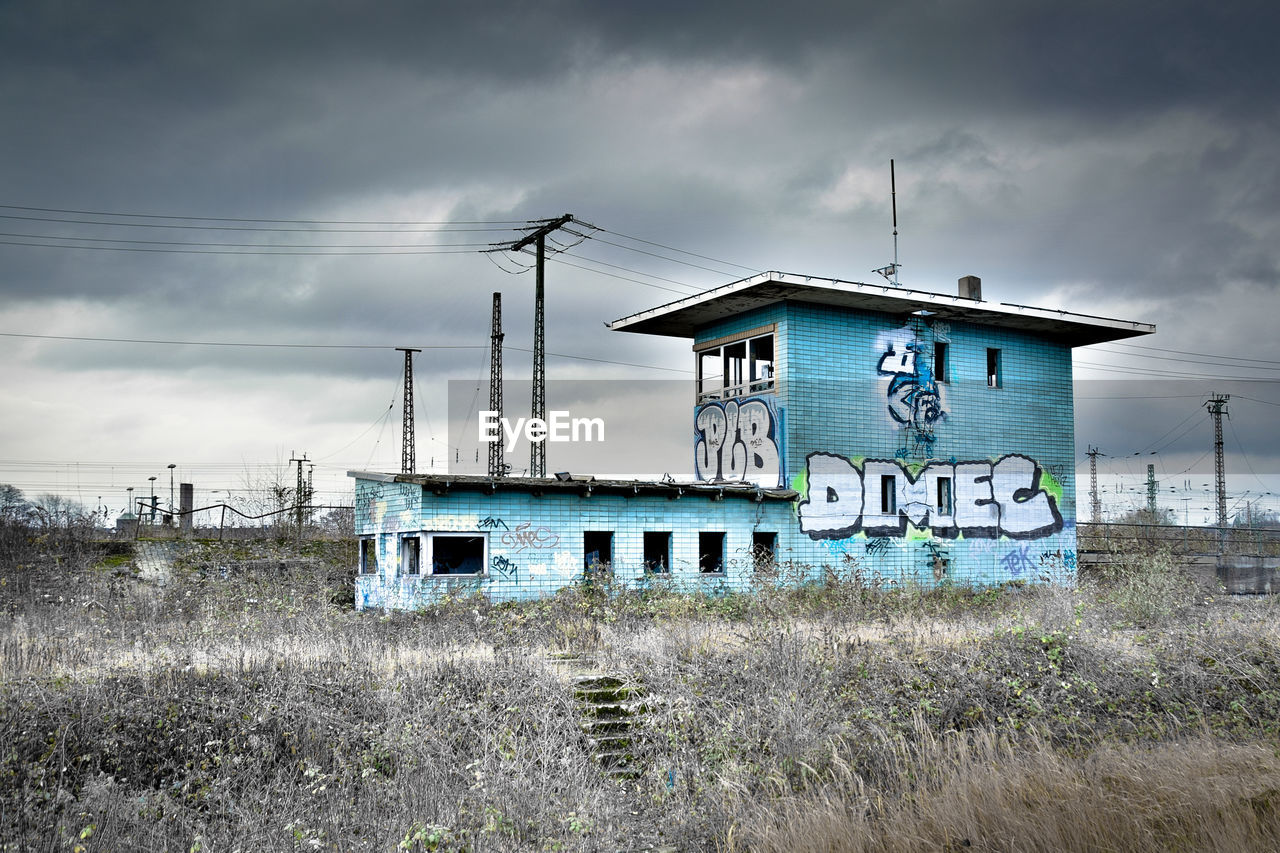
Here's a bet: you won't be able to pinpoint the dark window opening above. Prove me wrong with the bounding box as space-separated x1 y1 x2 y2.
584 531 613 575
643 531 671 573
881 475 897 515
934 341 949 384
936 477 953 516
359 538 377 575
749 335 774 392
987 348 1002 388
752 531 777 570
401 536 420 575
699 532 726 574
431 534 486 575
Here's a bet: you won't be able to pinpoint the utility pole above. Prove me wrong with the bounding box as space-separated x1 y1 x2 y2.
290 451 310 528
1206 394 1230 528
488 292 505 478
507 214 573 479
1146 464 1158 518
1087 446 1102 523
397 347 421 474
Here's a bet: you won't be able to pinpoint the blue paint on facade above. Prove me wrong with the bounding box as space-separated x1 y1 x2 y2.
352 273 1152 609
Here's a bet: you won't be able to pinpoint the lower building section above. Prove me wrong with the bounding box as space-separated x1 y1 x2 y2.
352 470 1077 611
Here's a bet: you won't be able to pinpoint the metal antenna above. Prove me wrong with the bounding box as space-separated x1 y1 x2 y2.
873 159 902 286
397 347 421 474
487 292 505 478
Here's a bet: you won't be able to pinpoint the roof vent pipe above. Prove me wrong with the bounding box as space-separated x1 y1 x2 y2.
958 275 982 300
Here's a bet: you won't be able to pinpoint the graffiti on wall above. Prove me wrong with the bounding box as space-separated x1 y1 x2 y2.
799 452 1063 540
491 554 518 579
876 326 945 455
694 397 782 487
500 522 560 554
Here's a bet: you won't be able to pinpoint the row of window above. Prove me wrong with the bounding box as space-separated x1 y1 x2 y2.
694 331 1006 402
696 331 775 402
931 342 1002 388
878 474 953 516
358 530 780 577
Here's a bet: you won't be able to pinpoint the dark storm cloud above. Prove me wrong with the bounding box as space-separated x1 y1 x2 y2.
2 0 1279 500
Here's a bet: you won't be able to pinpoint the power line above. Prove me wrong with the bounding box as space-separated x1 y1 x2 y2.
0 203 528 226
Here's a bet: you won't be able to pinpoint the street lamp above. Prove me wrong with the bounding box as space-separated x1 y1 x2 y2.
148 476 157 524
167 463 176 526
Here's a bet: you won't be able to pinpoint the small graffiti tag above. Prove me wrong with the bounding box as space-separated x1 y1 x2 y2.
479 516 508 530
500 522 560 554
864 537 893 556
999 544 1036 577
491 555 517 579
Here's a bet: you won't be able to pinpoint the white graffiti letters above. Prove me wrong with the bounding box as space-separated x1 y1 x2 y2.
694 398 781 487
798 452 1062 540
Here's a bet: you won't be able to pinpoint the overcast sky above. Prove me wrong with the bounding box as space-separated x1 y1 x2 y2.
2 0 1277 523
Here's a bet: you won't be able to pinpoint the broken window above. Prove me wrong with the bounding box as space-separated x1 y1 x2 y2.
429 533 486 575
987 348 1002 388
698 349 723 399
881 475 897 516
699 532 726 574
752 531 777 570
750 335 774 392
694 329 776 402
359 537 378 575
936 476 953 516
934 341 948 384
723 340 748 396
401 536 421 576
584 531 613 575
643 531 671 573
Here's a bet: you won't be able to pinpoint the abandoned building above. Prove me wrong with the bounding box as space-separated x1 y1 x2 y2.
352 272 1154 609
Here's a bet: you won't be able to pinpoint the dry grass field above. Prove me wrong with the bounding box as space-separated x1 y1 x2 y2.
3 522 1280 851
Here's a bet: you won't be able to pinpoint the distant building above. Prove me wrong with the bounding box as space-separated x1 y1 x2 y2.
352 272 1153 609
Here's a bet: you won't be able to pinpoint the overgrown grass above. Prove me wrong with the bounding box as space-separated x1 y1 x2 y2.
3 526 1280 850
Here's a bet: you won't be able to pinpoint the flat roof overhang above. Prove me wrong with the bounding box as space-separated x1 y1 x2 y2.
349 471 798 502
608 271 1155 347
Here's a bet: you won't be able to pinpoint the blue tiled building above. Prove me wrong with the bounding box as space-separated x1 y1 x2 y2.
353 273 1153 609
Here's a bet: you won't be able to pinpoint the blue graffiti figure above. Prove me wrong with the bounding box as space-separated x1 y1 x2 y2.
878 341 945 446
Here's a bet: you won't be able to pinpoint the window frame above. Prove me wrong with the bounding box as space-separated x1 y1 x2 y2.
987 347 1002 388
694 325 777 403
881 475 897 516
400 534 421 576
426 532 489 576
936 476 953 517
934 341 949 384
359 537 378 575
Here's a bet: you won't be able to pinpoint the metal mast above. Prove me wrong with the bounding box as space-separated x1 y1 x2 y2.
508 214 573 478
290 451 309 528
488 292 505 478
1206 394 1230 527
1146 464 1158 517
397 347 421 474
1087 445 1101 522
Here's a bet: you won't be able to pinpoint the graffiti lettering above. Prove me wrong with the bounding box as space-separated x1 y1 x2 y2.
694 397 782 487
491 555 517 579
1000 544 1035 577
500 522 560 554
921 540 950 579
798 452 1063 540
478 516 508 530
